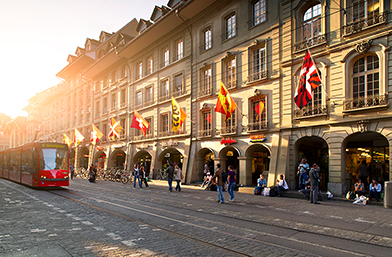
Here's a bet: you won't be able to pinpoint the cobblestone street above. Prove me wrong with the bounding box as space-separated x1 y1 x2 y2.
1 178 391 256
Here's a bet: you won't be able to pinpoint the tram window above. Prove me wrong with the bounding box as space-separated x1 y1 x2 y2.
32 148 39 173
40 148 68 170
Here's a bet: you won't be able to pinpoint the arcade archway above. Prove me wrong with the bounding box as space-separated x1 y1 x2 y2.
108 149 126 168
94 151 107 170
295 136 329 191
219 146 240 175
78 147 89 169
344 132 389 191
196 148 215 181
245 144 270 185
157 148 184 170
133 150 152 176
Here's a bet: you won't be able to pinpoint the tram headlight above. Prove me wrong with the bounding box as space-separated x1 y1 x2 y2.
40 176 47 180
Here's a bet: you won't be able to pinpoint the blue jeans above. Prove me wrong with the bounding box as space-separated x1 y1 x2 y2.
299 173 308 190
175 180 181 191
168 177 173 192
228 182 236 200
217 185 224 203
134 175 142 188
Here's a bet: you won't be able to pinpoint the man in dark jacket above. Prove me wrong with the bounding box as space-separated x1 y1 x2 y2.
166 163 174 192
309 163 321 204
211 163 224 203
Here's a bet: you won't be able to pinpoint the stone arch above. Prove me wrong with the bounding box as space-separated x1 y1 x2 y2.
245 143 271 185
94 150 107 170
108 149 126 168
157 148 184 170
195 147 217 181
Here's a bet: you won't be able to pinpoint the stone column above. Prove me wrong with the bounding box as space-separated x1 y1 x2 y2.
238 157 253 186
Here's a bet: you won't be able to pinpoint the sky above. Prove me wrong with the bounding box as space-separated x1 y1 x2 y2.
0 0 168 119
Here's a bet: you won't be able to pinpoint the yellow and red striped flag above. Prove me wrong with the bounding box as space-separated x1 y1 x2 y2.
171 97 187 133
215 82 236 121
74 129 84 147
62 134 73 147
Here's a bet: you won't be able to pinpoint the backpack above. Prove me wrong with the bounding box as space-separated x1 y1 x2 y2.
269 186 278 197
221 171 228 183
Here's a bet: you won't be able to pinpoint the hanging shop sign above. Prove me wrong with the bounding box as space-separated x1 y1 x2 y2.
220 138 237 145
250 135 266 143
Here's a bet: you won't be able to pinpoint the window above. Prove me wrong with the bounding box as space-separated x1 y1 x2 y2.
121 65 128 78
199 110 212 137
95 81 100 92
224 57 236 89
302 4 321 42
111 93 116 111
225 13 236 40
221 110 236 134
137 62 143 79
176 39 183 61
102 76 108 89
249 44 266 81
162 46 169 67
120 89 126 107
111 70 117 84
145 85 153 106
173 74 183 97
147 57 153 75
352 0 379 23
95 101 100 117
199 66 212 97
161 114 169 134
353 55 379 100
248 97 267 131
204 28 212 50
252 0 266 26
136 90 142 108
160 79 170 101
103 98 108 114
145 117 152 137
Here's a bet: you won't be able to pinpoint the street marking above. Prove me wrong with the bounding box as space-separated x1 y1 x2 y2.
355 218 375 224
122 240 136 247
31 229 46 233
93 227 105 231
107 233 122 240
328 215 343 219
302 211 315 215
82 221 94 225
48 234 58 237
71 228 81 231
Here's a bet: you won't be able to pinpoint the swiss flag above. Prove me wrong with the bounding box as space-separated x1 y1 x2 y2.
131 110 149 136
294 50 321 109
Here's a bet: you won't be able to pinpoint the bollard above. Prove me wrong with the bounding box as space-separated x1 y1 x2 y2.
384 181 392 208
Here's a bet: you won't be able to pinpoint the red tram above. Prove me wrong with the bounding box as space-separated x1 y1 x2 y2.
0 142 69 187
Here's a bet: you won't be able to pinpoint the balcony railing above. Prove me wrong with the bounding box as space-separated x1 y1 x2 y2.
119 102 127 109
133 133 153 141
172 88 184 97
144 99 153 107
343 11 387 36
248 70 267 82
294 105 327 118
198 86 212 97
343 94 388 111
159 93 170 102
135 103 143 110
247 121 267 132
219 126 237 135
294 34 327 51
110 105 117 112
158 130 184 137
198 129 212 138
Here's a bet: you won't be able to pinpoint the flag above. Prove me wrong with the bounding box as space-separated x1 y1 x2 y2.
91 124 103 145
62 134 73 147
74 129 84 147
131 110 149 136
108 117 123 140
206 113 211 124
294 49 322 109
171 97 187 133
255 101 264 121
215 82 237 121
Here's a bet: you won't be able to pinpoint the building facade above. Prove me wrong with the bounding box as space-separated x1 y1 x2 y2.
23 0 392 196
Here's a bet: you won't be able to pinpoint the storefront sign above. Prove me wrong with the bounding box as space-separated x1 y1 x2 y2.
250 135 266 143
112 144 124 149
162 140 179 148
220 138 237 145
96 146 106 151
136 144 151 149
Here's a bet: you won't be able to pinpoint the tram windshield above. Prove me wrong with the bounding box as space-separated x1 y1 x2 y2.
40 148 68 170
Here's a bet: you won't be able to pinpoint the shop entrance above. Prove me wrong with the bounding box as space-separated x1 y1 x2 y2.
219 146 240 176
197 148 215 178
245 144 270 186
344 132 389 191
94 151 107 170
295 136 329 191
109 149 126 168
78 147 89 169
133 150 152 176
158 148 184 170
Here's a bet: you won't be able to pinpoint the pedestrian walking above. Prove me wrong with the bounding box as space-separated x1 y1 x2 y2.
174 165 182 191
211 163 224 203
133 163 142 188
227 165 236 201
70 164 75 180
166 162 174 192
297 158 309 190
309 163 320 204
141 166 148 187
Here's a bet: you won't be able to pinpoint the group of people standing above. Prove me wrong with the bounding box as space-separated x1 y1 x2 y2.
298 158 321 204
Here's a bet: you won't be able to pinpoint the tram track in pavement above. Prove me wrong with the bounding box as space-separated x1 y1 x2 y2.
45 181 386 256
68 181 392 250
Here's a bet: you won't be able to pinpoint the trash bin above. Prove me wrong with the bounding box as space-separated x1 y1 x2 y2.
384 181 392 208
